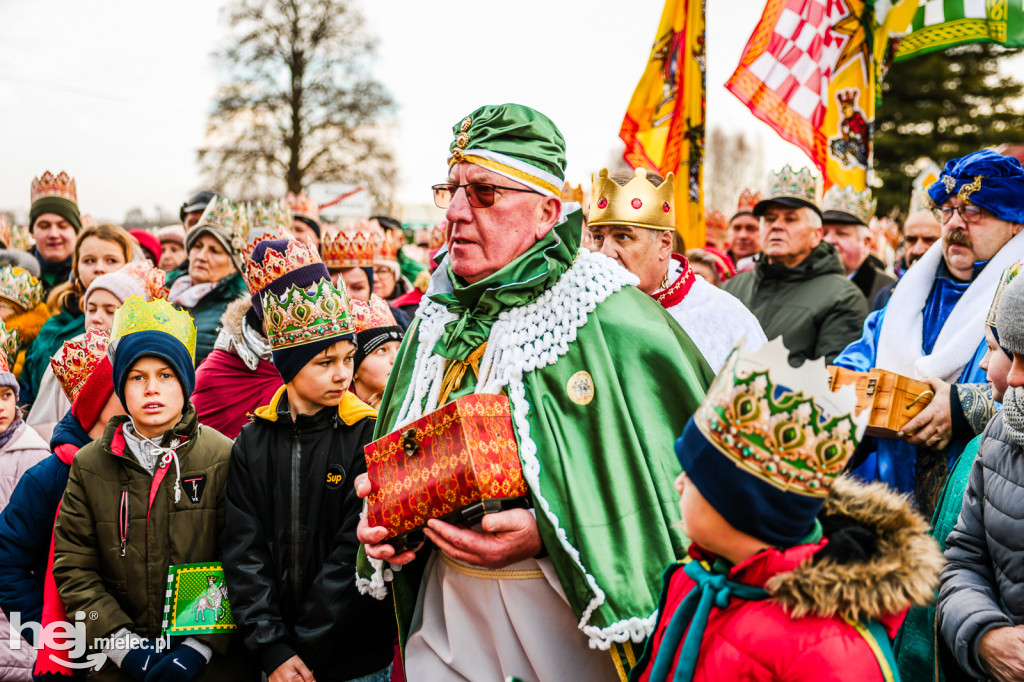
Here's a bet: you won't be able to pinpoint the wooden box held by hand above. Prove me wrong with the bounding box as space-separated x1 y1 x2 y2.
827 366 935 438
364 394 529 552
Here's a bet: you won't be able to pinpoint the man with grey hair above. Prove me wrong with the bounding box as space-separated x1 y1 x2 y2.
722 166 867 365
821 185 894 303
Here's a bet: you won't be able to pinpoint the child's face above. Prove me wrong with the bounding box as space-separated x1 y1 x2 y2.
123 357 184 439
981 327 1012 402
353 340 401 402
0 387 16 433
85 289 120 334
288 339 356 414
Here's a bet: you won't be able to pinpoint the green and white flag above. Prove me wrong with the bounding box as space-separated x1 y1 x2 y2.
161 563 237 636
895 0 1024 59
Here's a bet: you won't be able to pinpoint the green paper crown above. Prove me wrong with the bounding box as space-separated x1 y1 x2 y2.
822 185 877 225
110 296 198 362
695 337 868 498
264 279 355 350
0 266 43 311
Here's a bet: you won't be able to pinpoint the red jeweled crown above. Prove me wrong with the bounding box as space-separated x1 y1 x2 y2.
321 219 384 269
285 192 320 222
375 228 401 265
119 261 169 301
31 171 78 206
51 329 110 402
736 189 763 215
243 238 324 296
351 294 398 332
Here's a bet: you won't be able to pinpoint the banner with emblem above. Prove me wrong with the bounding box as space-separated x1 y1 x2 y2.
161 563 237 636
895 0 1024 59
619 0 706 249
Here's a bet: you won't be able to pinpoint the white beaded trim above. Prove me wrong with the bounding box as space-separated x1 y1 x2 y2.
359 249 652 649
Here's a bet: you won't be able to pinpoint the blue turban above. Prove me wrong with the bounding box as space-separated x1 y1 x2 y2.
928 150 1024 224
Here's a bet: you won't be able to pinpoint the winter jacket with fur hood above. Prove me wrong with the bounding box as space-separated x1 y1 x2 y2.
939 410 1024 679
631 477 943 682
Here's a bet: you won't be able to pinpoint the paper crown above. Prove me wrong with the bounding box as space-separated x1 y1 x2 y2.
110 296 197 362
351 294 398 333
705 210 728 247
822 185 877 225
244 201 294 256
428 221 447 251
321 219 384 268
31 171 78 206
375 228 400 264
263 279 355 350
195 196 248 252
119 261 169 301
9 223 33 251
0 216 9 250
763 166 820 208
588 168 676 231
561 182 585 205
243 238 324 296
988 261 1024 329
694 337 868 498
285 192 320 222
0 325 19 373
735 188 763 215
0 266 43 312
51 329 110 402
908 187 933 215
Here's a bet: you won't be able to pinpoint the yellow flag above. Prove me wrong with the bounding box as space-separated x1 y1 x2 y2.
619 0 706 250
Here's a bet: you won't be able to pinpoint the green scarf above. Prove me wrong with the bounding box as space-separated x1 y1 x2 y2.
429 210 581 361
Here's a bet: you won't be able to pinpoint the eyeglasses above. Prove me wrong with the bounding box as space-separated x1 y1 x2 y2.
432 182 541 209
932 204 985 225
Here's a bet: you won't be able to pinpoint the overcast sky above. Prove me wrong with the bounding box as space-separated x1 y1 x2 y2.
1 0 1021 223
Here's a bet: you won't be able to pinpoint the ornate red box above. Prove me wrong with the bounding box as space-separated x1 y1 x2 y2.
365 395 529 551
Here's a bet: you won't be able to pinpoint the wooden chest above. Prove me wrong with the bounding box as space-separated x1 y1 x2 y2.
828 366 935 438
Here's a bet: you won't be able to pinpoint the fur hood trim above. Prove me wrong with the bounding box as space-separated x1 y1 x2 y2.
219 298 251 344
7 303 52 346
766 475 944 622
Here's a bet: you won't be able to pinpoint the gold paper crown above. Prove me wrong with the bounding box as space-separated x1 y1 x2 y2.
264 279 355 350
30 170 78 206
243 238 324 296
321 219 384 268
351 294 398 332
0 216 9 249
706 210 728 247
765 166 820 207
0 266 43 311
822 185 877 225
588 168 676 231
0 325 19 373
375 228 400 265
736 189 763 215
10 224 33 251
561 182 585 205
195 196 249 253
285 192 320 222
244 201 294 256
695 337 868 498
50 329 109 402
988 261 1024 329
110 296 198 362
428 221 447 251
908 187 934 215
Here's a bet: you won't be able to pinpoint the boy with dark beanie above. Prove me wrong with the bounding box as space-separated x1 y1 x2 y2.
51 298 253 682
224 279 396 682
630 338 942 682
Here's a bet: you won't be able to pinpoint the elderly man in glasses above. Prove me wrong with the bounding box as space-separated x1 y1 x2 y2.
354 103 714 681
833 150 1024 515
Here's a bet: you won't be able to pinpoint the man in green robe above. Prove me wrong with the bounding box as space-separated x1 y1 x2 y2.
356 103 714 681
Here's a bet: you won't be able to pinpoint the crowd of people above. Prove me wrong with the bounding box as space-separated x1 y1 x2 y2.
0 101 1018 682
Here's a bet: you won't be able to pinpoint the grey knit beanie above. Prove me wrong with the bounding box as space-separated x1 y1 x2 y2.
996 274 1024 355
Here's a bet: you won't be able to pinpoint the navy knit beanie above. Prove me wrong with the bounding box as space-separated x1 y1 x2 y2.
272 333 357 384
110 330 196 409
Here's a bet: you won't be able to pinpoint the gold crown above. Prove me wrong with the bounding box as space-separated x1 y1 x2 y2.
736 188 763 215
695 337 868 498
321 219 384 268
0 216 9 249
561 181 585 205
0 266 43 311
195 196 249 253
110 296 197 362
10 223 33 251
0 325 19 373
351 294 398 332
375 228 401 264
285 192 320 222
588 168 675 231
30 170 78 206
706 210 728 245
765 166 820 207
50 329 110 402
428 221 447 251
244 201 294 256
822 185 877 225
243 238 324 295
264 279 355 350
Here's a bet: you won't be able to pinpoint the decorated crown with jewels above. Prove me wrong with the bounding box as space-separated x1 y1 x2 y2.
0 266 43 312
588 167 675 231
736 188 763 215
0 216 10 250
285 192 320 222
10 223 34 251
119 261 169 301
695 337 868 498
244 201 294 256
822 185 877 225
263 279 355 350
375 228 400 264
195 196 248 253
110 296 197 362
0 325 19 373
243 238 324 296
765 166 819 207
31 170 78 206
51 329 109 402
321 219 384 268
351 294 397 333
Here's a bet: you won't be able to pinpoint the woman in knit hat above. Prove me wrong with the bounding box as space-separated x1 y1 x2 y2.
166 197 248 366
0 266 50 379
20 223 135 405
350 295 404 409
156 224 186 271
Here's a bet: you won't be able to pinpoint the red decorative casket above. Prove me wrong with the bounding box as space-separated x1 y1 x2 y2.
365 395 529 551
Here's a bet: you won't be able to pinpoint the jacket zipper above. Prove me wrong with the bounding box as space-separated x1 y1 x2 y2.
291 429 302 599
119 489 129 557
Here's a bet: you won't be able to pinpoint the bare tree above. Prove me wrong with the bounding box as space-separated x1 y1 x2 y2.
703 128 763 214
198 0 395 200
